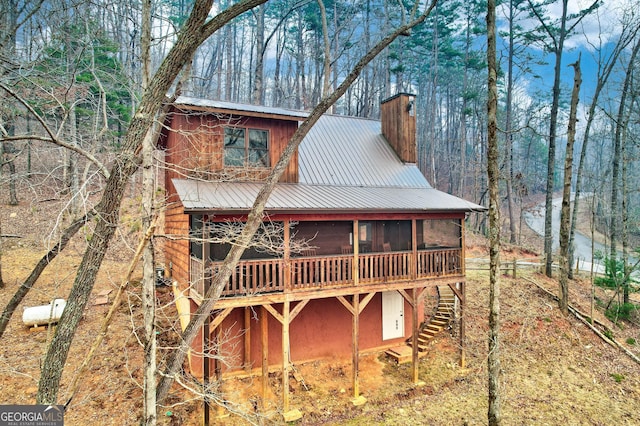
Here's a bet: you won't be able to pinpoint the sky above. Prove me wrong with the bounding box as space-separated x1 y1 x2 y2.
495 0 637 117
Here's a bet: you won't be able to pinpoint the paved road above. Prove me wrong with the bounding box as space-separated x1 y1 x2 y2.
523 196 608 272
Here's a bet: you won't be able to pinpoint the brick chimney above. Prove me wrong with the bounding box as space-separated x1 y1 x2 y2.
380 93 416 163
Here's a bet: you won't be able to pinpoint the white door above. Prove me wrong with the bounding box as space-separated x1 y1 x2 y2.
382 291 404 340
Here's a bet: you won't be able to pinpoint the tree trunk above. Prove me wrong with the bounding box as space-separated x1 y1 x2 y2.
559 57 581 316
36 0 270 404
567 22 636 279
622 120 630 305
543 0 569 277
505 0 517 244
486 0 501 424
67 104 80 216
317 0 331 100
141 0 157 423
616 39 640 304
251 4 265 105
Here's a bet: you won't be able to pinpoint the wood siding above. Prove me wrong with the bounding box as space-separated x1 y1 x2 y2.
381 93 416 163
163 110 299 185
162 107 300 291
164 204 190 290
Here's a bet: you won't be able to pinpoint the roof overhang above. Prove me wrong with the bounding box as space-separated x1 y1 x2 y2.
171 96 308 122
172 179 486 215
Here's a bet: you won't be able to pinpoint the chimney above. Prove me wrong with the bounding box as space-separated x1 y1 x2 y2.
380 93 416 163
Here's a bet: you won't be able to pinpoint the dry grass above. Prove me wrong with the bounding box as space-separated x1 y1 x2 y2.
2 192 640 425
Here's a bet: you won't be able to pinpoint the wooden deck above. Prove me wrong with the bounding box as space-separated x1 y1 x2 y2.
190 248 462 300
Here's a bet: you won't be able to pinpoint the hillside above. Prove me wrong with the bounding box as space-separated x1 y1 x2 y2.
1 195 640 425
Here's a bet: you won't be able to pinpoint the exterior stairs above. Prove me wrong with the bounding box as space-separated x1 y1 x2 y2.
385 285 456 363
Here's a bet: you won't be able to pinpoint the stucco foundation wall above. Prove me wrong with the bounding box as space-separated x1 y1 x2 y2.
188 291 428 375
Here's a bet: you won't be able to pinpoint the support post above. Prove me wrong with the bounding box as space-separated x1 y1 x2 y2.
282 301 291 412
202 224 211 426
244 307 251 373
214 327 225 418
284 219 291 291
459 281 466 368
261 306 269 408
411 288 419 383
353 220 359 286
411 219 418 279
352 294 360 398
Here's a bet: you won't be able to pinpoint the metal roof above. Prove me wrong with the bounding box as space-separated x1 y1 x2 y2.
173 96 308 120
299 114 429 188
171 107 485 214
172 179 485 213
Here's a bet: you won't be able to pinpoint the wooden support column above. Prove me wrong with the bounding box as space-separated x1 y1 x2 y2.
337 293 374 406
399 288 427 385
461 218 466 275
282 301 291 412
353 220 359 286
262 301 307 421
411 288 419 383
214 327 225 418
202 224 211 426
284 219 291 291
261 306 269 407
244 307 251 373
411 219 418 279
203 312 210 426
459 281 466 368
352 294 360 398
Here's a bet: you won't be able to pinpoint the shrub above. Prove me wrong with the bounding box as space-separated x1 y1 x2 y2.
605 303 638 323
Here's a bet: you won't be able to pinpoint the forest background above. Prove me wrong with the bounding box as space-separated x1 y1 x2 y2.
1 0 640 424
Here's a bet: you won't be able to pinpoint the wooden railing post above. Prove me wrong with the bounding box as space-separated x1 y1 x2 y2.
284 219 291 292
411 219 417 280
353 220 359 287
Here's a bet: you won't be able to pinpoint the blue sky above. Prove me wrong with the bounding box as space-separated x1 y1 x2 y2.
495 0 636 115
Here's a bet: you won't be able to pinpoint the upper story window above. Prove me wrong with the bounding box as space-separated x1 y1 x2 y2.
224 127 269 167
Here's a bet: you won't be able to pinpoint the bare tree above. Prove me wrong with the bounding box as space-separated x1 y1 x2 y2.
610 37 640 304
36 0 271 405
140 0 157 423
526 0 599 277
568 13 640 279
558 57 581 316
486 0 501 424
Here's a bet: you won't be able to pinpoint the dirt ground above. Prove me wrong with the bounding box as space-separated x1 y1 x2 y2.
2 193 640 425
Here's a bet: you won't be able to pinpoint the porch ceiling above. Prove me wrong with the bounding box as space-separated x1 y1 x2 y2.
172 179 485 214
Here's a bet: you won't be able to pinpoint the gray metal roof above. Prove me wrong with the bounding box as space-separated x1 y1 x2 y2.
299 114 429 188
173 96 308 120
172 179 485 213
171 108 485 214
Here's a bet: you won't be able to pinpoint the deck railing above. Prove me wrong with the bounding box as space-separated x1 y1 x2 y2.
190 248 462 298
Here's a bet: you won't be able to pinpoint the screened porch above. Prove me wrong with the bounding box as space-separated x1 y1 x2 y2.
189 218 464 299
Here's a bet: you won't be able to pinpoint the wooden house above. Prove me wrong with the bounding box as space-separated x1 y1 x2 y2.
160 93 484 416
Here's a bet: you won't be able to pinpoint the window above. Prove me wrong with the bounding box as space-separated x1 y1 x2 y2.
224 127 269 167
